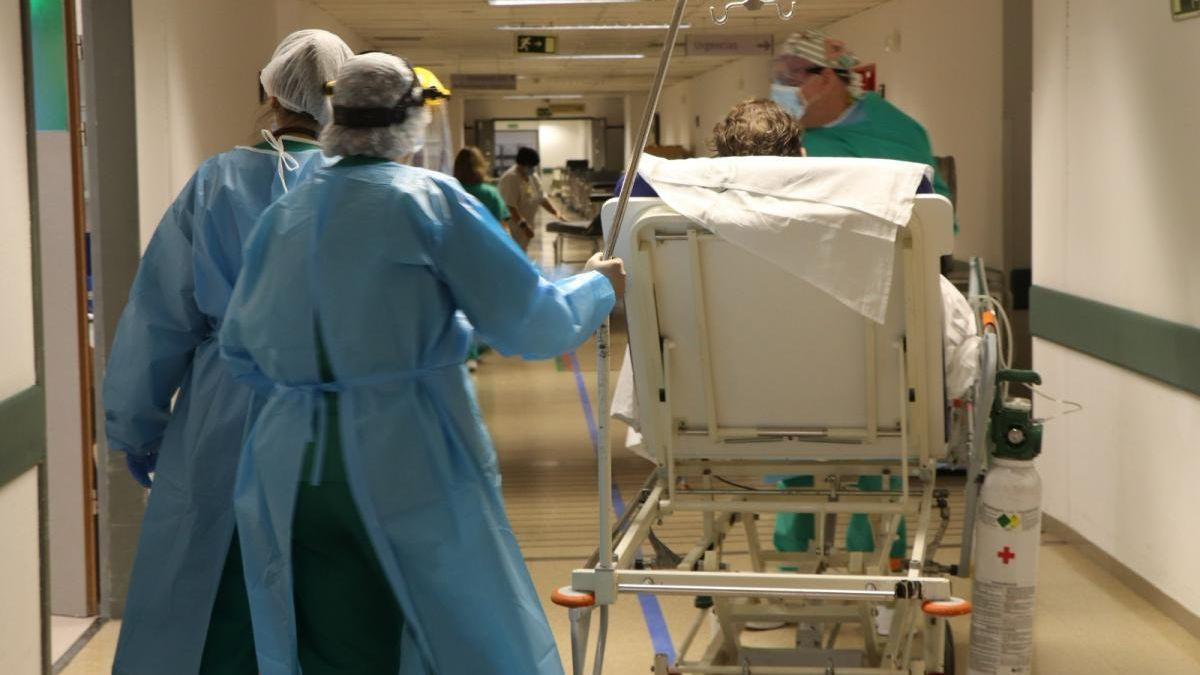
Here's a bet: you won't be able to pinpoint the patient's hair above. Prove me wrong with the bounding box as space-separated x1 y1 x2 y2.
711 99 805 157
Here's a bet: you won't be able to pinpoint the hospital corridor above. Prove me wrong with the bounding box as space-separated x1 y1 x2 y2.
3 1 1200 675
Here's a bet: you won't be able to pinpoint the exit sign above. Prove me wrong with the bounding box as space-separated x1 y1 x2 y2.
517 35 557 54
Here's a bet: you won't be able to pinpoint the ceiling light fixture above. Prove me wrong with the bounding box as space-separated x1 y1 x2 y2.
496 23 690 31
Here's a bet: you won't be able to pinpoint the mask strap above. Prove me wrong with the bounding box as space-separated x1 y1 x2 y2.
261 129 301 193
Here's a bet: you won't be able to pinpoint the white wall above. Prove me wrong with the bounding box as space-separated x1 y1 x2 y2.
826 0 1004 264
0 0 36 398
0 2 42 671
133 0 368 247
656 56 772 157
0 469 42 675
656 81 692 151
1032 0 1200 616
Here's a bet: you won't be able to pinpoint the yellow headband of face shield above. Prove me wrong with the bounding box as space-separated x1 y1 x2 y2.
413 67 450 106
323 66 450 106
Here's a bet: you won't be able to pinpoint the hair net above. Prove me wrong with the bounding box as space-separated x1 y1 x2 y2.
322 53 431 160
261 29 353 127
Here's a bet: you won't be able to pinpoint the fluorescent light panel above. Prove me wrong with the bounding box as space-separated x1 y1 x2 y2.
496 23 690 31
503 94 585 99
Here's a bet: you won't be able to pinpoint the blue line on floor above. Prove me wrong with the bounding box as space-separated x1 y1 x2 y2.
567 351 677 664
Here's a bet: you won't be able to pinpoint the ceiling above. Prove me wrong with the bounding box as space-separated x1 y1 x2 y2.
314 0 889 96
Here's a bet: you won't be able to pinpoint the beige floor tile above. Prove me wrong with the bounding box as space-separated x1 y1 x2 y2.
59 621 119 675
51 615 98 664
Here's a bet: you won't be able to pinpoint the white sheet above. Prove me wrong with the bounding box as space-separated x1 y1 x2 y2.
636 154 931 324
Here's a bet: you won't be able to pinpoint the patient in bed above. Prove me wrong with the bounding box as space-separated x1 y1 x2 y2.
611 99 980 565
613 99 977 438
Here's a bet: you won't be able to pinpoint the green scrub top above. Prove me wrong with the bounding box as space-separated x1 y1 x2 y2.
461 181 511 223
252 138 321 153
804 93 953 208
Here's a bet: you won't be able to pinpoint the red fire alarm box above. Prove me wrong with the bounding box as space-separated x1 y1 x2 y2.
854 63 877 92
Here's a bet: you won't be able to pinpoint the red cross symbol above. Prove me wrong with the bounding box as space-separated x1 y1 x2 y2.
997 546 1016 565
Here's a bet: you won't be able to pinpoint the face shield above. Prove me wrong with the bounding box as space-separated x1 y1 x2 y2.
410 67 454 174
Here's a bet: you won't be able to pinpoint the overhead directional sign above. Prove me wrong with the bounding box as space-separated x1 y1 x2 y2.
450 73 518 90
685 34 773 57
516 35 557 54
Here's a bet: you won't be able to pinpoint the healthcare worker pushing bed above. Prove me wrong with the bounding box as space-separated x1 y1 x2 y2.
769 29 950 568
219 52 624 674
102 30 353 674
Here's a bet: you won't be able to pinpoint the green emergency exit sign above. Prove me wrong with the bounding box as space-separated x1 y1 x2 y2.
516 35 556 54
1174 0 1200 20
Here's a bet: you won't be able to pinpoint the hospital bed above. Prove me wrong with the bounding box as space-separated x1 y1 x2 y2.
554 191 985 674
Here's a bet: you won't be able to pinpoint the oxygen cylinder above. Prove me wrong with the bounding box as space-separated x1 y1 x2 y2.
969 370 1044 675
968 458 1041 675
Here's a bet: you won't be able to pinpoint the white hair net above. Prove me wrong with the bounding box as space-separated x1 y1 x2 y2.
261 29 353 127
322 53 431 160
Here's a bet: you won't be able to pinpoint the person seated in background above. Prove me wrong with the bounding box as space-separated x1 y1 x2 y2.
498 146 564 251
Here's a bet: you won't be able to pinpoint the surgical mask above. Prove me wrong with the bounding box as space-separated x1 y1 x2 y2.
770 82 807 119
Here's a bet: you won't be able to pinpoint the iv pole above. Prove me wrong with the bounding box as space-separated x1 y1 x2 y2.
586 1 686 669
589 0 792 671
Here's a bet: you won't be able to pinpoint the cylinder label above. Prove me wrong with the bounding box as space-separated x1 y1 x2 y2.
968 580 1035 674
969 500 1040 674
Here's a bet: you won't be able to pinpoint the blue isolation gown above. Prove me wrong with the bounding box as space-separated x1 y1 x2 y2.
219 159 615 675
104 139 328 674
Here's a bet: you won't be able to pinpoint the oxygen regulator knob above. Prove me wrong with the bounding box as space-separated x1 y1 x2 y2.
1006 426 1027 446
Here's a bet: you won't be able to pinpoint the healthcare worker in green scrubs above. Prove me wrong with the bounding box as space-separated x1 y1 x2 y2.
769 29 952 565
771 28 951 202
103 30 352 674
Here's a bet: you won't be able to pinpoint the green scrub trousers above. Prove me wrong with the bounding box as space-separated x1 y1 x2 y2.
196 533 257 674
290 364 405 673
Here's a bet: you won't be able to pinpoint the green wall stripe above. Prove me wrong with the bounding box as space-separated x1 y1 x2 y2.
1031 286 1200 396
0 386 47 487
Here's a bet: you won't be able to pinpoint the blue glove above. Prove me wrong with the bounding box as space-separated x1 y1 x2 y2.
125 452 158 489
